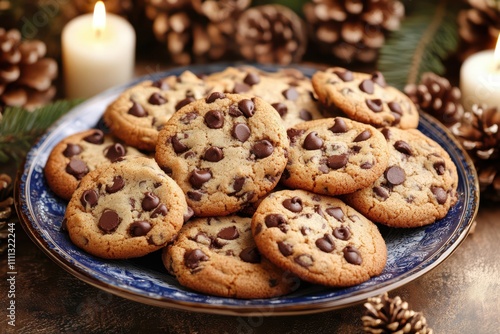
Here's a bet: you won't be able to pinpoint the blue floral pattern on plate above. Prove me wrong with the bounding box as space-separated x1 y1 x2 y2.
16 64 479 315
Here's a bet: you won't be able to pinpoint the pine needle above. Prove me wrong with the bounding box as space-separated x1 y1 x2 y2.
377 0 462 90
0 99 83 164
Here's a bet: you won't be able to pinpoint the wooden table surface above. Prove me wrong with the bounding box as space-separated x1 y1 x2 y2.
2 62 500 334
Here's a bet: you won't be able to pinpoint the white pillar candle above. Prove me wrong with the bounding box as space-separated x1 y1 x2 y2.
62 1 135 99
460 36 500 110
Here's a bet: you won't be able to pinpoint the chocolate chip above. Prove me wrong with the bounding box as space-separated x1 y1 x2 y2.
391 112 401 125
148 92 167 105
187 190 203 201
204 110 224 129
175 97 195 111
327 153 348 169
129 221 152 237
282 196 302 212
388 101 403 114
432 186 448 204
105 143 126 162
152 80 169 90
326 207 344 221
80 189 99 208
105 175 125 193
282 87 299 100
333 69 353 82
203 146 224 162
228 104 242 117
371 71 386 87
385 166 406 185
265 214 288 232
287 128 304 144
359 79 374 94
83 130 104 144
142 192 160 211
151 204 168 218
294 254 313 267
374 186 390 200
232 176 245 193
329 118 348 133
251 140 274 159
353 130 372 142
303 131 324 150
299 109 313 121
278 241 293 256
394 140 413 156
366 99 383 113
341 246 362 265
316 234 335 253
180 111 198 124
254 223 262 235
238 99 255 117
239 246 261 263
128 101 147 117
272 102 288 117
171 135 189 154
433 161 446 175
184 249 209 269
381 128 391 140
333 226 351 240
361 161 373 169
243 72 260 85
66 157 88 180
206 92 225 103
217 226 239 240
189 169 212 188
98 209 121 233
232 123 251 142
233 82 250 93
183 207 194 222
63 143 82 157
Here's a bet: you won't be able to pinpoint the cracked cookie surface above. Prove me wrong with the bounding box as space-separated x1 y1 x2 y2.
251 189 387 287
344 127 459 227
164 215 299 298
64 156 188 259
281 117 389 195
155 92 289 217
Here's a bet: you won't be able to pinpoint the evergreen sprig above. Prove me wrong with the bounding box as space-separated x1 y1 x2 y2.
377 0 463 90
0 99 83 164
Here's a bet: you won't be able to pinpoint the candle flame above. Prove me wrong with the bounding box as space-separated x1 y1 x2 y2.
495 32 500 70
93 1 106 37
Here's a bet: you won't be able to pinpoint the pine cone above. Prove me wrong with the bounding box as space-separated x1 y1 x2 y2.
192 0 250 23
0 28 57 111
458 0 500 60
303 0 404 63
404 72 464 126
146 0 240 65
362 293 433 334
235 4 307 65
0 173 14 255
450 104 500 201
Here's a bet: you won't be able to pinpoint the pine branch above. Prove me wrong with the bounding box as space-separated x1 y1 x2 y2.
377 0 463 90
0 99 83 164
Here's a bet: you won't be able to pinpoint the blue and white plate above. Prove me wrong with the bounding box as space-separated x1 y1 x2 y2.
16 64 479 316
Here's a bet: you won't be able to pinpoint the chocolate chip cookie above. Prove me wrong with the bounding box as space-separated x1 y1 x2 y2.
155 92 289 217
344 127 459 227
104 70 222 151
281 117 389 195
163 215 299 298
64 156 189 259
251 189 387 287
44 129 147 201
206 66 325 128
312 67 419 129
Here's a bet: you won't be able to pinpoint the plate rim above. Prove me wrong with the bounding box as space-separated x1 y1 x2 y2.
15 63 480 316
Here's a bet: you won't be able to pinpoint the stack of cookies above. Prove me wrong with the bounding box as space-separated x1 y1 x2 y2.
44 66 459 299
